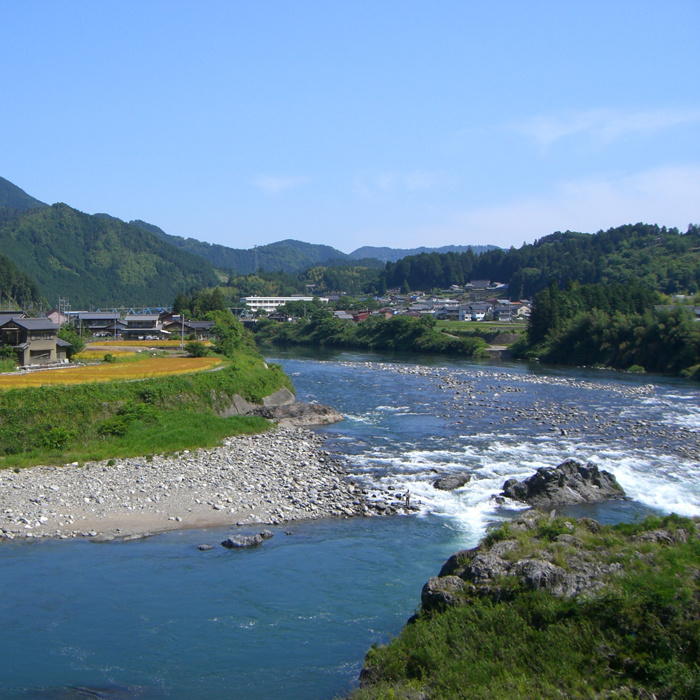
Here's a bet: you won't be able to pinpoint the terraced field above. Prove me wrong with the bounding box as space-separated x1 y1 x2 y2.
0 356 223 388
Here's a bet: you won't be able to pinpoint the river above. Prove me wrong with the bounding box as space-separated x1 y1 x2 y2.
1 349 699 699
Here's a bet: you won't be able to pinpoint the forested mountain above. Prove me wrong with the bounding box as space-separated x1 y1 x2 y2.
0 204 219 307
130 221 373 274
0 177 48 212
379 224 700 298
0 250 45 309
349 244 499 262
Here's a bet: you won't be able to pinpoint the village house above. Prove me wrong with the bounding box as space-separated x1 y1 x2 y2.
459 302 493 321
122 314 167 340
0 317 71 366
75 312 124 337
333 310 354 321
46 308 69 325
162 317 215 338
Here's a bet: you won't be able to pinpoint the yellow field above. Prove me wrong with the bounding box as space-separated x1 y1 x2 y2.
75 350 134 361
0 356 223 389
89 340 212 348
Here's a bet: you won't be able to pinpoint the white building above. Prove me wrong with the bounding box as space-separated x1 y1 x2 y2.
239 296 329 313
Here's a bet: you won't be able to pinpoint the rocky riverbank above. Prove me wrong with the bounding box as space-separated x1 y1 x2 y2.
0 427 417 542
353 512 700 699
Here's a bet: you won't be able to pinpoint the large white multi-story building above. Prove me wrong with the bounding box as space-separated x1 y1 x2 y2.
239 296 329 313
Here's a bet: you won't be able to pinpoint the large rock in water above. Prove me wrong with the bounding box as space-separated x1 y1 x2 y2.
253 401 343 427
501 459 625 507
433 474 471 491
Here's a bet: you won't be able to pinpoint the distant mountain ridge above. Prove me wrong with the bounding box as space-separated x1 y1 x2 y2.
0 176 48 212
130 221 364 273
0 175 500 307
349 244 500 262
131 221 497 274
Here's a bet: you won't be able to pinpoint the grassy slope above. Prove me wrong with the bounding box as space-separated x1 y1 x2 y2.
0 348 293 468
353 514 700 700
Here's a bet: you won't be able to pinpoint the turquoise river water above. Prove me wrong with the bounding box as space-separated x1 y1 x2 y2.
1 348 699 699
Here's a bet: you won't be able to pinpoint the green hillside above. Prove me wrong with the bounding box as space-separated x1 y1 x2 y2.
0 177 48 212
131 220 371 274
379 223 700 298
0 204 219 308
0 249 45 309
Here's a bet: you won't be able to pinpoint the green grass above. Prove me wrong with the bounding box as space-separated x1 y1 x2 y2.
0 347 293 468
7 410 271 467
352 514 700 700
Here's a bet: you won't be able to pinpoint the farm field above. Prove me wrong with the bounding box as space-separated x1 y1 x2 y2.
435 320 526 331
0 356 223 389
90 339 212 348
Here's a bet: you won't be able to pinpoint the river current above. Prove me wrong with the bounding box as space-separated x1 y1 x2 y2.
1 349 699 699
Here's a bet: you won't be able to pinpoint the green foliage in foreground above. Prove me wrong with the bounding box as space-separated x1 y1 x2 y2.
353 514 700 700
0 348 292 467
254 313 489 357
513 280 700 375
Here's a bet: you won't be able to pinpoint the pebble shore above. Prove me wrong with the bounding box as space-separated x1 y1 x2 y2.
0 427 416 542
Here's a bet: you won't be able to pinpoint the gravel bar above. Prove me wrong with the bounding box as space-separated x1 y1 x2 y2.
0 427 414 542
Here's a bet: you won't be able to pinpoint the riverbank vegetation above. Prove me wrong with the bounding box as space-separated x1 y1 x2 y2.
253 312 488 357
512 280 700 376
353 513 700 700
0 317 292 468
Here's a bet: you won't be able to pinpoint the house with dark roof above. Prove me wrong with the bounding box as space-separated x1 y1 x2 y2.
0 318 70 366
122 314 168 340
75 312 123 335
0 311 27 327
162 319 215 339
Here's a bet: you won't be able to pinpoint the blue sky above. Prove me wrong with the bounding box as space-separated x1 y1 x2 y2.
2 1 698 251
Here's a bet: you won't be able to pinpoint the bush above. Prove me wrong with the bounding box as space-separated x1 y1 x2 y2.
185 341 208 357
103 353 117 363
41 427 75 450
57 327 85 359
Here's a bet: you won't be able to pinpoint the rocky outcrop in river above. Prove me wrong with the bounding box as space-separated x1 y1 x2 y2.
501 458 626 507
218 387 343 428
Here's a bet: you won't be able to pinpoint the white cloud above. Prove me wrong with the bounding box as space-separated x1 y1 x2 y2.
446 165 700 247
356 170 442 196
513 108 700 148
253 175 311 194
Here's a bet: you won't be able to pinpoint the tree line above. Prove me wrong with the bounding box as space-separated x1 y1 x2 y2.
515 280 700 376
377 223 700 299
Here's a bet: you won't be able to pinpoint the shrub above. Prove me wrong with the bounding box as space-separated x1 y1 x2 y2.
41 427 75 450
185 341 209 357
103 353 117 363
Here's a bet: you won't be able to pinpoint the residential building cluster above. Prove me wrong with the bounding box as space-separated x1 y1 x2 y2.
241 282 531 324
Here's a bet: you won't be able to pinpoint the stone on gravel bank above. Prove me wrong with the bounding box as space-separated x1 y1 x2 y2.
501 458 626 507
